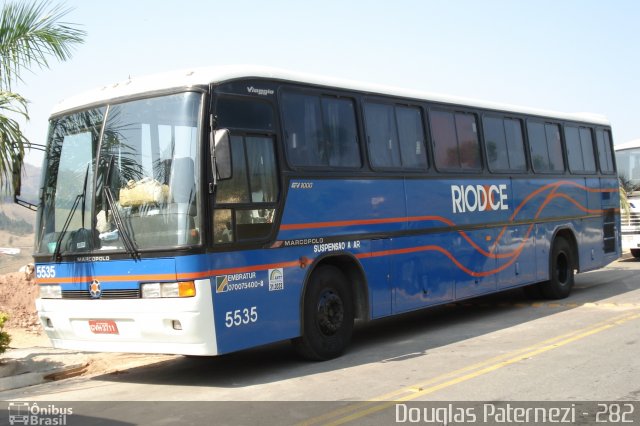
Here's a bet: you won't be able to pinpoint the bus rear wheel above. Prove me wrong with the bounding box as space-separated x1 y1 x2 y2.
294 265 354 361
540 237 575 299
631 249 640 259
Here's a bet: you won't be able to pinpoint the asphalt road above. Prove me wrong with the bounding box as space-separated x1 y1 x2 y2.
1 257 639 425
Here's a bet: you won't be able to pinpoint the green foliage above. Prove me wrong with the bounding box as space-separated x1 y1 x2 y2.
0 90 28 190
0 312 10 355
620 177 631 224
619 174 636 195
0 1 86 91
0 0 86 189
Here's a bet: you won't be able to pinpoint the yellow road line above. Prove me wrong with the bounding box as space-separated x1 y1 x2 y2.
445 301 640 309
327 311 640 426
299 310 640 426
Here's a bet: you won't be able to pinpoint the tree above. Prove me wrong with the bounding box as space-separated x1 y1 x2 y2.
0 312 10 355
0 1 85 189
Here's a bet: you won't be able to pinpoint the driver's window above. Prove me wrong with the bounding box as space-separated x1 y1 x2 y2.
216 136 250 204
214 135 279 243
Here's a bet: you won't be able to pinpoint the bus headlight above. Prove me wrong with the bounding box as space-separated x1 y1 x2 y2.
141 281 195 298
39 285 62 299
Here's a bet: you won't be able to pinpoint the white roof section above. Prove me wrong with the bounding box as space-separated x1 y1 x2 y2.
51 65 610 125
614 139 640 151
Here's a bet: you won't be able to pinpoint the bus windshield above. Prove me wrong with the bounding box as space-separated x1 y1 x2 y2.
36 92 203 256
616 147 640 190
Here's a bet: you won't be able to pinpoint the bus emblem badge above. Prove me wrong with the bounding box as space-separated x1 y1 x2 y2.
90 280 102 299
269 268 284 291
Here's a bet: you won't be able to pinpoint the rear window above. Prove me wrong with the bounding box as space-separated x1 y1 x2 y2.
595 129 615 174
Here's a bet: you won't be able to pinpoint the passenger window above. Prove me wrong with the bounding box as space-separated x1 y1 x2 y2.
430 110 480 171
565 126 582 172
281 92 323 167
483 116 526 172
505 119 527 170
320 98 360 167
282 92 360 168
430 110 457 169
364 103 427 170
579 127 596 172
396 106 427 169
455 114 481 169
565 125 596 173
364 103 401 168
545 123 564 171
596 129 615 174
528 121 564 173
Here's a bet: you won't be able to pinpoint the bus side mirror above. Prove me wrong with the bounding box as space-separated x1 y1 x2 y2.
12 156 22 198
12 155 38 211
212 129 232 181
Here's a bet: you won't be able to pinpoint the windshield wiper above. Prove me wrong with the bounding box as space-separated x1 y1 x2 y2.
103 155 139 259
103 186 138 258
52 164 90 261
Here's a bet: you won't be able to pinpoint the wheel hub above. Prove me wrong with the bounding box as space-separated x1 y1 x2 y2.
317 290 344 336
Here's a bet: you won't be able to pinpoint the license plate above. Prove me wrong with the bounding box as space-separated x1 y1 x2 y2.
88 319 119 335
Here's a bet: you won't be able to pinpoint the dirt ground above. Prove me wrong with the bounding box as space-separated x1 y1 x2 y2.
0 272 40 331
0 205 177 378
0 271 176 377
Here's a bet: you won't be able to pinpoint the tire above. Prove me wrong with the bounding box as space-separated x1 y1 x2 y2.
293 265 354 361
631 249 640 259
540 237 575 299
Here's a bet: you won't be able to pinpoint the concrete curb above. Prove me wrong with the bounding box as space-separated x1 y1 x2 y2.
1 346 91 392
0 362 88 392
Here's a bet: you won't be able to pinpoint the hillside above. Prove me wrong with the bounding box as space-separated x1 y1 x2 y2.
0 163 40 272
0 221 35 273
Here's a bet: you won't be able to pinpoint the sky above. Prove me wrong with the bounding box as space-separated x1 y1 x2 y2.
13 0 640 167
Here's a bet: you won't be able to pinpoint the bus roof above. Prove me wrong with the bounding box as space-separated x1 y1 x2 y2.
615 139 640 151
51 65 610 125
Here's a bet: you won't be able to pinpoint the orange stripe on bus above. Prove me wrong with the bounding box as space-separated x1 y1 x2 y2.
357 243 522 278
37 261 302 285
37 182 619 286
280 181 616 233
280 181 617 263
37 273 177 285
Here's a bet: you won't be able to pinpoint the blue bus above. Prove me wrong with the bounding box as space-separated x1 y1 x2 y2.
28 67 620 360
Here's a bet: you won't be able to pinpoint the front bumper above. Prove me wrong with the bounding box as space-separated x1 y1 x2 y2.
36 279 217 356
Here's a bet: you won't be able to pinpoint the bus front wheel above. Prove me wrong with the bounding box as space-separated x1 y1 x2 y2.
541 237 575 299
294 265 354 361
631 249 640 259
